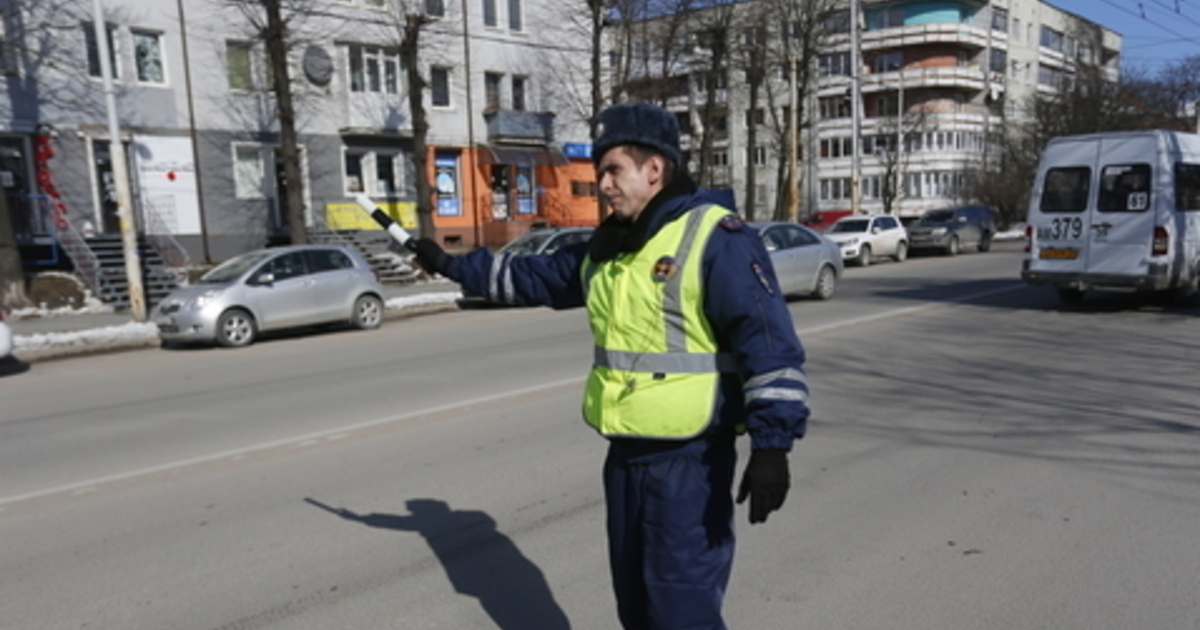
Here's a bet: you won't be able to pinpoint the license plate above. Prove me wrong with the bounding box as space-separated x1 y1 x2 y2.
1039 248 1079 260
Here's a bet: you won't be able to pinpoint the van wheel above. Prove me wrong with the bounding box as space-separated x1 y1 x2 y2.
856 245 872 267
216 309 257 347
351 294 384 330
978 232 993 253
812 265 838 300
1057 288 1085 304
945 236 960 256
893 241 908 262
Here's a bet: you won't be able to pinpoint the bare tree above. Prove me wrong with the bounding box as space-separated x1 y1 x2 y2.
757 0 841 221
729 5 770 219
872 104 934 215
0 0 119 307
689 2 736 188
223 0 315 245
389 2 436 238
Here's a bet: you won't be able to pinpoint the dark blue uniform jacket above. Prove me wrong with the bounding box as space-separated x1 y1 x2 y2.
443 176 809 452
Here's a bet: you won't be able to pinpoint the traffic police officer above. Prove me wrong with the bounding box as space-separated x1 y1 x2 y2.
411 102 809 630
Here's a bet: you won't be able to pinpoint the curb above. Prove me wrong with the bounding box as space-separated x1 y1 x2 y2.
10 300 464 364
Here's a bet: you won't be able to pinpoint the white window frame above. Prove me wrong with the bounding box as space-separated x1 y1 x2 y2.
344 148 407 197
131 29 166 85
233 144 267 199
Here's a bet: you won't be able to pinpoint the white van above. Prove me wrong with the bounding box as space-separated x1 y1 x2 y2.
1022 130 1200 302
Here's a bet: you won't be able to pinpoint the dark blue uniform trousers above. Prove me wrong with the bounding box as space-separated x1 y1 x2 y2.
603 433 737 630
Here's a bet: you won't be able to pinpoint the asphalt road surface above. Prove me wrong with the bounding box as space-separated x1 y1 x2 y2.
1 242 1197 630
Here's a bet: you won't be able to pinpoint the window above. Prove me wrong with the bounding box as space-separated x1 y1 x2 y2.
343 149 404 196
234 145 266 198
1040 167 1090 213
879 6 905 28
818 53 851 77
712 151 729 166
307 249 354 273
226 41 254 90
483 0 497 27
990 49 1007 74
1038 64 1065 88
875 51 903 73
132 30 164 83
744 108 764 127
1099 164 1151 212
431 66 450 106
508 0 522 31
349 46 399 94
484 72 502 109
1040 26 1063 52
84 22 119 78
263 252 308 282
425 0 445 16
711 115 728 133
875 95 898 117
991 6 1008 31
512 75 526 111
822 10 850 34
744 26 765 46
819 96 851 119
571 180 598 196
747 146 767 166
1177 164 1200 211
376 153 398 195
1012 17 1021 41
344 151 365 193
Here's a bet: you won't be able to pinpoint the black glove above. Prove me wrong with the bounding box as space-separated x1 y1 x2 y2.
411 237 452 275
736 449 790 524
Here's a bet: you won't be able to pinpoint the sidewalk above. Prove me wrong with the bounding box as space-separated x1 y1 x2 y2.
7 280 465 363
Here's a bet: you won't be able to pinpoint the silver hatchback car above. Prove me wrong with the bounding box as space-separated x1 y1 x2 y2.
153 245 386 347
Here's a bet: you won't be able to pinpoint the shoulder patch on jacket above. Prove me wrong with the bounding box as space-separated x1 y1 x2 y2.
718 214 745 232
751 262 775 295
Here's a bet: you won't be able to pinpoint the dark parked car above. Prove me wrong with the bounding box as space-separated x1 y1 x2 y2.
907 205 997 255
496 226 594 256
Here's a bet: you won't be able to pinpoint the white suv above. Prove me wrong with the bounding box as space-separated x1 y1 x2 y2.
824 214 909 267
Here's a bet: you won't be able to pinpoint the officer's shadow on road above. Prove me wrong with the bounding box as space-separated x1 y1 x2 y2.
305 497 571 630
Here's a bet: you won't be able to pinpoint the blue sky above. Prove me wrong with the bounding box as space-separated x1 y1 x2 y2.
1048 0 1200 74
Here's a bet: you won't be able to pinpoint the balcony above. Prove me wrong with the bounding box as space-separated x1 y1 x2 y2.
860 22 1004 52
860 66 990 94
483 109 556 145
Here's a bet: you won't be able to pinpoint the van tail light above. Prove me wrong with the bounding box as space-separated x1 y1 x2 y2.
1024 224 1033 253
1152 226 1169 256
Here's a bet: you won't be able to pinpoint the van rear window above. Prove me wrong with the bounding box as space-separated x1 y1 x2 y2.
1040 167 1090 213
1098 164 1151 213
1177 163 1200 211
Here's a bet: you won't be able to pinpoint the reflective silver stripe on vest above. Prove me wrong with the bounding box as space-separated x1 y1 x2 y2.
489 253 515 304
663 205 714 352
595 346 739 374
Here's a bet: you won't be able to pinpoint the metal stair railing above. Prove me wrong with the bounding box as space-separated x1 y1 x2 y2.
54 220 103 299
140 196 192 269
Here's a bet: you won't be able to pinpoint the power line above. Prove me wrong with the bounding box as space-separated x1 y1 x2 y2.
1089 0 1200 50
1141 0 1200 31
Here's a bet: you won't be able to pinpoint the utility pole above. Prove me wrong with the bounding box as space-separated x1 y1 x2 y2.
786 50 799 222
849 0 862 214
92 0 145 321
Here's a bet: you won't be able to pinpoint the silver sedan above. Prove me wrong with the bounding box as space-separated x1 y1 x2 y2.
153 245 386 348
752 222 843 300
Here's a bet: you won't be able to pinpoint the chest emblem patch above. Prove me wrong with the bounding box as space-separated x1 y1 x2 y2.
653 256 680 282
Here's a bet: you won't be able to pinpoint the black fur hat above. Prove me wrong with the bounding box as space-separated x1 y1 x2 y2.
592 102 682 167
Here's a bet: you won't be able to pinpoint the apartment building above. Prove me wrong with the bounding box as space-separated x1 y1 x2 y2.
3 0 596 267
610 0 1121 221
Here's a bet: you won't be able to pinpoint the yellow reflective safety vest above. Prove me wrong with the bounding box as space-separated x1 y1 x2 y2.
580 204 739 439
